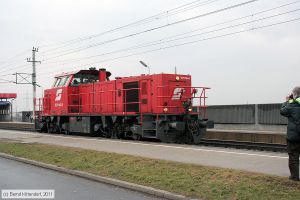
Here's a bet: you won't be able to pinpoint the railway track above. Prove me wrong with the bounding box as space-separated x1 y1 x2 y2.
0 123 287 152
0 123 35 131
200 139 287 152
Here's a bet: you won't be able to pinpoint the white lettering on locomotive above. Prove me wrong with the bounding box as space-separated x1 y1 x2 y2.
180 76 190 80
54 103 63 107
171 88 185 100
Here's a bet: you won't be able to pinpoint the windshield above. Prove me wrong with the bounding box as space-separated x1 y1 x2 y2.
53 76 70 88
70 73 98 86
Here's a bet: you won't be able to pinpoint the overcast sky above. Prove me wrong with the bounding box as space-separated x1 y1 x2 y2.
0 0 299 111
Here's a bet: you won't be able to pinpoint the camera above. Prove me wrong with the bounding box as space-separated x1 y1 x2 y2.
289 94 294 99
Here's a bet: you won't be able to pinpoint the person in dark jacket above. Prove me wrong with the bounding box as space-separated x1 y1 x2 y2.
280 86 300 181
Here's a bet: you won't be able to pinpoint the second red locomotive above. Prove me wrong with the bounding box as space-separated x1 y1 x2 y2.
39 68 213 144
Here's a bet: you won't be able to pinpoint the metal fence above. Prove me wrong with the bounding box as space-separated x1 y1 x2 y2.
206 104 255 124
258 104 287 125
207 103 287 125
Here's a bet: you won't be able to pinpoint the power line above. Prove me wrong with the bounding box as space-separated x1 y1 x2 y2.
41 0 259 60
41 0 221 56
149 9 300 46
150 1 300 42
0 54 29 74
77 18 300 68
0 73 14 78
0 49 31 76
0 48 30 66
0 58 28 72
0 0 296 79
41 3 300 66
42 0 257 58
39 0 221 53
0 0 260 76
37 17 300 77
0 0 297 79
0 63 30 75
0 78 15 83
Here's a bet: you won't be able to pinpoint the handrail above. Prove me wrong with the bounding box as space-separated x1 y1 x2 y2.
156 85 210 118
39 83 210 120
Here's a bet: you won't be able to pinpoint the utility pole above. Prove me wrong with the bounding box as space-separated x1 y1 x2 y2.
27 47 41 127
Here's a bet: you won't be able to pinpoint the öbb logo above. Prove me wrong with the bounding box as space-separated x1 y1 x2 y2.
55 89 63 101
171 88 185 100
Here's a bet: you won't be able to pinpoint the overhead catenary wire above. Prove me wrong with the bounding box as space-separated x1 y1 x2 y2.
0 78 15 83
39 0 222 53
0 58 29 72
0 73 14 77
37 17 300 77
143 9 300 46
0 48 31 76
41 4 300 66
40 0 224 56
0 0 297 79
70 17 300 68
11 3 300 77
0 55 30 74
0 48 30 66
0 0 260 77
0 0 212 70
0 63 31 75
41 0 259 61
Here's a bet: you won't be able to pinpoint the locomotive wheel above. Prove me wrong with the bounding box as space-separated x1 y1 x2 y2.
185 133 194 144
47 123 60 134
132 134 141 141
47 123 53 133
39 122 47 133
103 128 112 138
110 129 117 139
109 125 125 139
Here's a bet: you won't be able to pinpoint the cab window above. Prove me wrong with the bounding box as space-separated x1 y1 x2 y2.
53 76 70 88
70 73 98 86
53 78 61 87
58 76 70 87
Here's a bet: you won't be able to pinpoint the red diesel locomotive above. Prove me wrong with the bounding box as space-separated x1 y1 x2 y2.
39 68 213 144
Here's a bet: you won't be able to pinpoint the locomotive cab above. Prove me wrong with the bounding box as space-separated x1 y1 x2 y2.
43 74 72 116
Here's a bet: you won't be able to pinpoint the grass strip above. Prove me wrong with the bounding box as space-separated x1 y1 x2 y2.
0 141 299 200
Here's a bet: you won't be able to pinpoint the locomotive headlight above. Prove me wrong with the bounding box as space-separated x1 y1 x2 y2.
175 76 180 81
163 107 168 112
188 108 192 112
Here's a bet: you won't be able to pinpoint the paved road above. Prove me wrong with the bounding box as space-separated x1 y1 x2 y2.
0 157 162 200
0 129 289 177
